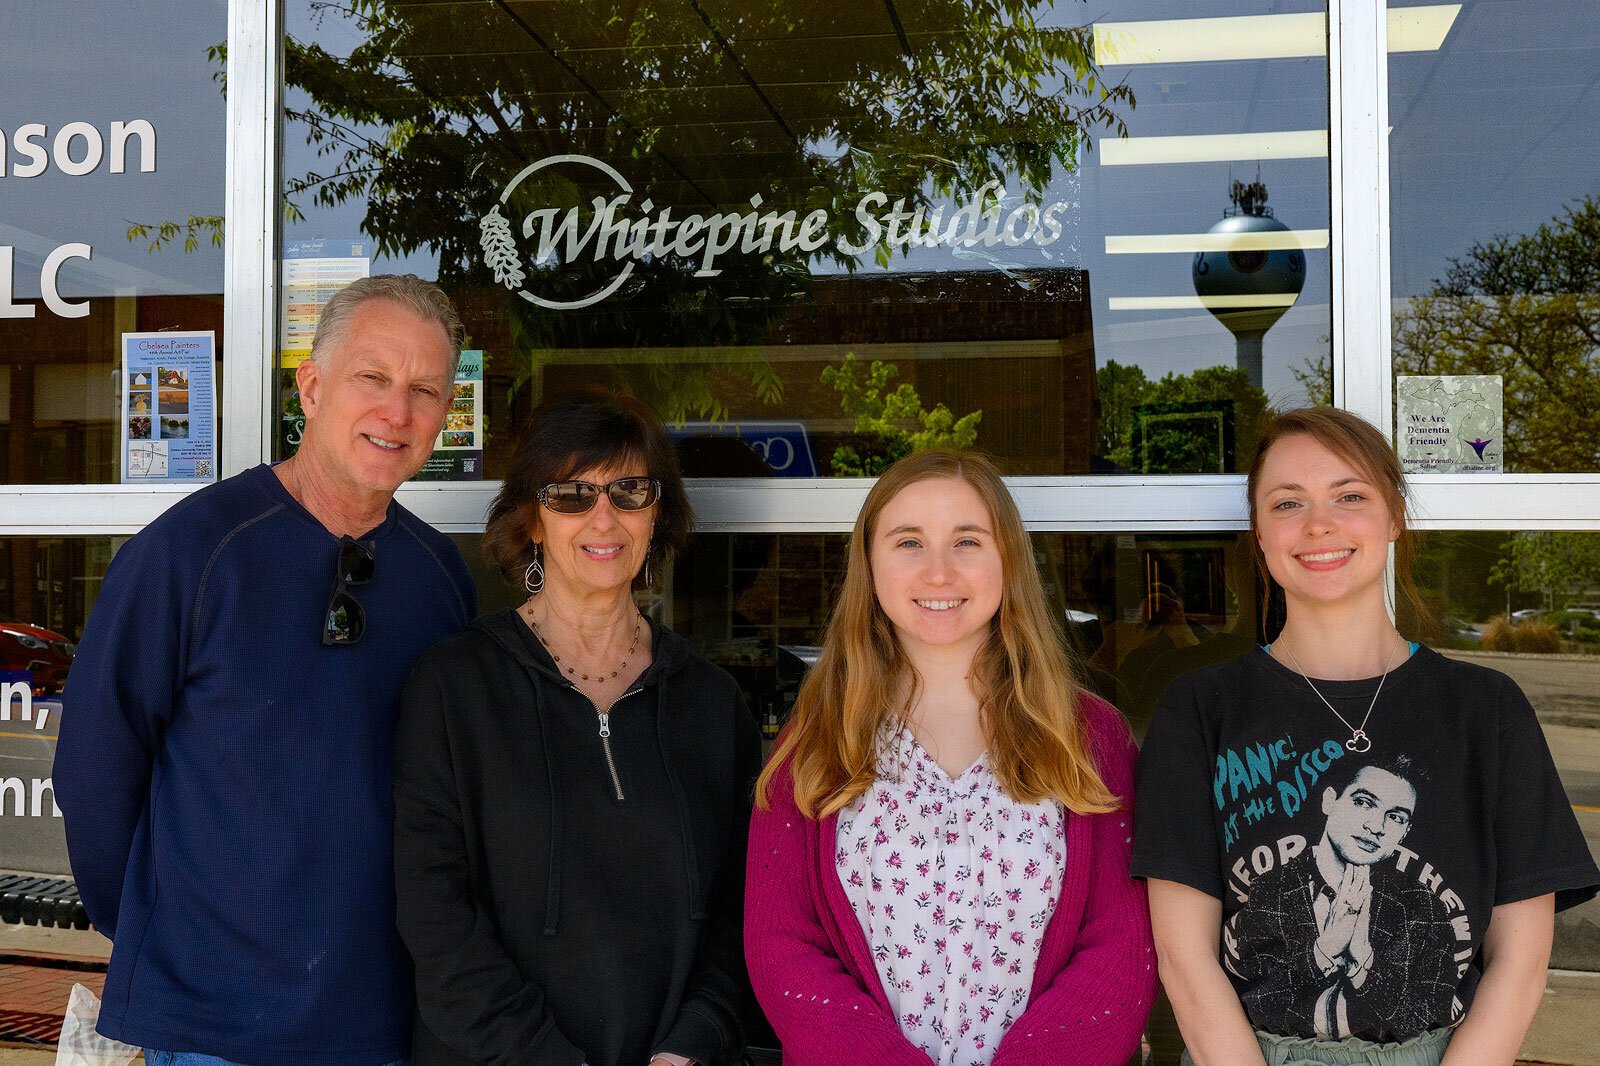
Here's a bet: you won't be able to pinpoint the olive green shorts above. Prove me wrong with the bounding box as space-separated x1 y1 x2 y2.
1179 1026 1452 1066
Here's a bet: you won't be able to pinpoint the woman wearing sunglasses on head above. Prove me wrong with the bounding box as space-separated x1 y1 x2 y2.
393 387 760 1066
1132 407 1599 1066
746 450 1155 1066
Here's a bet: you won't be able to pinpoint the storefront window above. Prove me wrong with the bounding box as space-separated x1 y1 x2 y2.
669 530 1263 741
1388 1 1600 473
1406 529 1600 973
278 1 1331 478
0 536 118 875
0 524 1262 886
0 4 227 485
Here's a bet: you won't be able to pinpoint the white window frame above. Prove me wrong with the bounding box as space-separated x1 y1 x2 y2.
4 0 1599 540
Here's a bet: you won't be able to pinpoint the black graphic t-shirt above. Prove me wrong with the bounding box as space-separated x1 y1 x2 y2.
1131 646 1600 1043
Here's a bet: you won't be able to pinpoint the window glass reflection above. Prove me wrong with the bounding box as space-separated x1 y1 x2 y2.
0 4 227 485
1404 530 1600 973
1389 1 1600 472
278 1 1331 477
648 531 1267 741
0 536 119 875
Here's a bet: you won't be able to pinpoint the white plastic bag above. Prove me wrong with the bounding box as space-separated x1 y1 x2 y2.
54 983 139 1066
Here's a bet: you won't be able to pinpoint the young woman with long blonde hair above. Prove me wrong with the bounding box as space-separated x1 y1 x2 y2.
746 450 1155 1066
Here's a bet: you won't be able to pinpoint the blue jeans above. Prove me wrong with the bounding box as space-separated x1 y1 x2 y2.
145 1053 407 1066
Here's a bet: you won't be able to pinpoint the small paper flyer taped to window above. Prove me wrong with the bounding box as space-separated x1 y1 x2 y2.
278 239 371 458
412 349 485 481
281 239 370 350
121 331 217 483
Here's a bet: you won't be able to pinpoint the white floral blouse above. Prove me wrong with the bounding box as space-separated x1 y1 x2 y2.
835 723 1065 1066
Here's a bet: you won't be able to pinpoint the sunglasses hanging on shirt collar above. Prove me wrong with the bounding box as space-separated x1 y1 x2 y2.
323 535 375 646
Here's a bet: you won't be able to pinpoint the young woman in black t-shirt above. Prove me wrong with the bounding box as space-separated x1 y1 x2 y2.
1132 407 1599 1066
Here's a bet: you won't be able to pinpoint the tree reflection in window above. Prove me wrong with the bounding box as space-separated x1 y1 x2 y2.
278 0 1134 421
1394 196 1600 473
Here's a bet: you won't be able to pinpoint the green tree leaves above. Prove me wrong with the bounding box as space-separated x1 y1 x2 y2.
822 353 981 476
1094 361 1267 473
1489 531 1600 609
1393 196 1600 472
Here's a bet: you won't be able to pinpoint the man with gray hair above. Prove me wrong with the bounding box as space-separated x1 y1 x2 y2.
56 275 476 1066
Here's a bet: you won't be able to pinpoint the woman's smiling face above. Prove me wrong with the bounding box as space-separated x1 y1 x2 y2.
1254 433 1398 616
534 461 655 598
869 476 1004 666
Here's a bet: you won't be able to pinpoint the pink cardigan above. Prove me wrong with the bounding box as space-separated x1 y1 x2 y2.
745 694 1156 1066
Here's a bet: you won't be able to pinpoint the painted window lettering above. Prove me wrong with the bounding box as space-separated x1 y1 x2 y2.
0 120 156 178
480 155 1075 310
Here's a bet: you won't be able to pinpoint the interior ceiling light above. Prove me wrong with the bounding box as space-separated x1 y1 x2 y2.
1105 229 1331 254
1092 5 1460 65
1108 295 1301 311
1387 5 1462 51
1100 129 1328 166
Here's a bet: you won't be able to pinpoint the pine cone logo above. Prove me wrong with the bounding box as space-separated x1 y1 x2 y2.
478 205 525 291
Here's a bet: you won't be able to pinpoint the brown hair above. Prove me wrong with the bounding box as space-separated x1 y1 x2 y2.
755 450 1117 819
482 387 693 587
1244 407 1426 625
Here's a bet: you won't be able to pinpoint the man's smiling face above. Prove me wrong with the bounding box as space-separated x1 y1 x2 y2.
296 299 454 501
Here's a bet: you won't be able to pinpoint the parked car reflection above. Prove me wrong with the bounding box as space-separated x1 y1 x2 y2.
0 623 75 696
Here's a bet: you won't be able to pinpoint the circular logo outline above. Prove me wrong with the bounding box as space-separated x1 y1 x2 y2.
498 153 636 311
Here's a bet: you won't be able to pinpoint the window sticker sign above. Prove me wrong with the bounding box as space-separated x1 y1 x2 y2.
121 331 217 483
1396 375 1503 474
412 350 485 481
0 116 157 323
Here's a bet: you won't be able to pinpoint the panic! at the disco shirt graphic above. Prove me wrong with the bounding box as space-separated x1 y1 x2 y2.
1215 739 1470 1041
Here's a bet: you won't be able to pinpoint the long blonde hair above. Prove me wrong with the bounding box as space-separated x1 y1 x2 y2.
755 450 1117 819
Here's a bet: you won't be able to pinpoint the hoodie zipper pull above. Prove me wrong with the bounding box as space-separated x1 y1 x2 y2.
596 710 624 802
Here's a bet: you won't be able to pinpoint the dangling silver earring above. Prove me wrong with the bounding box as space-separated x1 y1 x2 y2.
642 539 653 588
523 543 545 595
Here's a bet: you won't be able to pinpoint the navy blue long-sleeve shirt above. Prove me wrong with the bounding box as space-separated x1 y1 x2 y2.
54 464 475 1066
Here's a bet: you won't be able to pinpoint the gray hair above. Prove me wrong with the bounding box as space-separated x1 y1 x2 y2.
309 274 465 370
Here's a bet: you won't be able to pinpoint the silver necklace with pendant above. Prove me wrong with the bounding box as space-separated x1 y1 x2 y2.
1280 641 1402 753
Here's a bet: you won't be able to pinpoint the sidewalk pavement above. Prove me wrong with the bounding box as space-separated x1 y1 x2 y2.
1524 970 1600 1066
0 922 111 1060
1 922 1595 1063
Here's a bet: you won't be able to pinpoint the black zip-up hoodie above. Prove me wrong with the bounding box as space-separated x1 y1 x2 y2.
393 607 760 1066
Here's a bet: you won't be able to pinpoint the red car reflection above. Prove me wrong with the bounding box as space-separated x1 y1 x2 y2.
0 623 75 697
